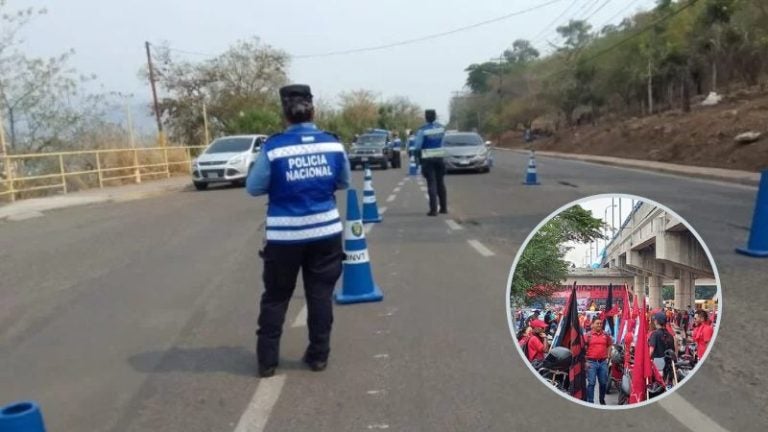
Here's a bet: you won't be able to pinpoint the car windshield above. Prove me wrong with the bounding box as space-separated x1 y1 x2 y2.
443 134 484 147
356 135 386 146
206 137 253 153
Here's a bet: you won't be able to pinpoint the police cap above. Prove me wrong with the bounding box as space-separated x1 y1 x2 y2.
279 84 313 102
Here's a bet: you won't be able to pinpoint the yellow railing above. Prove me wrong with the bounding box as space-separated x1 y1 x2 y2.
0 145 207 202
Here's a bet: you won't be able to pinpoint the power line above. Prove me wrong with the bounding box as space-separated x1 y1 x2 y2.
533 0 600 50
530 0 585 43
597 0 646 30
293 0 566 59
583 0 613 22
546 0 700 78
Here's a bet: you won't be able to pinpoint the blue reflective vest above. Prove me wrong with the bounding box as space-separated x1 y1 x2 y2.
417 122 446 158
262 124 347 244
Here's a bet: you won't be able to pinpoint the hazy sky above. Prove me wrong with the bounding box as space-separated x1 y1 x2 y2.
16 0 657 123
563 196 640 268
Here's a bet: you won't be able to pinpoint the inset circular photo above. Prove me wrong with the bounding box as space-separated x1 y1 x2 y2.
506 194 721 409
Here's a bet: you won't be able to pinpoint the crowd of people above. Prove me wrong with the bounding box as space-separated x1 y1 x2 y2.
513 299 717 405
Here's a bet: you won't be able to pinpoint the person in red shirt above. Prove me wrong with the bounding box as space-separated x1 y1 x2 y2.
520 319 548 363
692 310 714 360
585 318 613 404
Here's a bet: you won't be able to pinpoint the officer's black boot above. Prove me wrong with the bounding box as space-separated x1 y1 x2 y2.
302 354 328 372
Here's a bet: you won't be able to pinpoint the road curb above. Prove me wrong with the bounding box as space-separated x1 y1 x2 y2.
0 181 189 221
496 148 760 187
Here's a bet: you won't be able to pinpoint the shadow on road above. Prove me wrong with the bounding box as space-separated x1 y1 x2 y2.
128 346 310 376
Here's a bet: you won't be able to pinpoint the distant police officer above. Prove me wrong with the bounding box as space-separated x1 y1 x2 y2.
414 109 447 216
246 84 351 377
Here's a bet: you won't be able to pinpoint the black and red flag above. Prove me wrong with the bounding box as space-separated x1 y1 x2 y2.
557 282 587 400
605 283 615 336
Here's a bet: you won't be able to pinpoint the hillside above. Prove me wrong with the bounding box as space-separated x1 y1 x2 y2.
501 89 768 172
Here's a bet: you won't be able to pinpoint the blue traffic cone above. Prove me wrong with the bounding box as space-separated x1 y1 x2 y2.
335 189 383 304
523 151 540 185
0 401 47 432
736 169 768 257
362 165 382 223
408 154 418 176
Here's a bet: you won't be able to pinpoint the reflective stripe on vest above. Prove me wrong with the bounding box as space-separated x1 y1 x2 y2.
421 148 445 158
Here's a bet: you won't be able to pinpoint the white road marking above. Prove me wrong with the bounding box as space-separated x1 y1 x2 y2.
445 219 463 230
419 186 427 192
374 330 390 335
290 305 307 328
367 425 390 430
424 193 429 200
386 194 396 203
379 207 388 214
659 393 732 432
467 239 495 257
233 374 286 432
366 390 387 395
373 353 390 359
393 187 401 193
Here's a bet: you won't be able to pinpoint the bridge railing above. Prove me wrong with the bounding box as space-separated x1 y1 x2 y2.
0 145 207 203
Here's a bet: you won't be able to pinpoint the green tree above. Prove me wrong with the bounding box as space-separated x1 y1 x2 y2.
510 205 606 306
148 38 288 145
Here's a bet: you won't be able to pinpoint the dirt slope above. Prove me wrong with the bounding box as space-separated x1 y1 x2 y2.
501 89 768 172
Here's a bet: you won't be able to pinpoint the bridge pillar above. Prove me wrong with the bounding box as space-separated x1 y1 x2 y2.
648 276 662 309
633 275 645 298
674 270 695 310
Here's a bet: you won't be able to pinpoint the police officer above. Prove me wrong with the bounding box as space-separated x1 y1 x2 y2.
246 84 351 377
414 109 447 216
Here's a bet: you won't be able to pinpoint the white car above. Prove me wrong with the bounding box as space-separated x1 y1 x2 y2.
191 134 267 190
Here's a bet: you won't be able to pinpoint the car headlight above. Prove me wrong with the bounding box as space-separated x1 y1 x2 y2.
229 155 245 165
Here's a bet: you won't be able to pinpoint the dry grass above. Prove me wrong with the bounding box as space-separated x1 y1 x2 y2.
0 145 203 203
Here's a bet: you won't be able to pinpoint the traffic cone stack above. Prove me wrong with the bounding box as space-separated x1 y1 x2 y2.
736 169 768 257
362 164 382 223
523 151 540 185
0 401 47 432
335 188 383 304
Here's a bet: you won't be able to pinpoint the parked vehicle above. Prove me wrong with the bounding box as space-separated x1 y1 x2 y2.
191 135 267 190
348 132 399 170
442 132 491 173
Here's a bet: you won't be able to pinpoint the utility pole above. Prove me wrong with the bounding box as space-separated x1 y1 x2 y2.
0 105 14 202
145 41 165 147
647 58 654 115
495 54 505 147
202 101 211 145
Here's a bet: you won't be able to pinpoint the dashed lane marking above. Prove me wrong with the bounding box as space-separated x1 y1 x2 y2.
373 353 390 359
233 375 286 432
467 239 495 257
393 187 401 193
445 219 463 230
379 207 388 214
367 425 390 430
419 186 427 192
659 393 732 432
386 194 396 203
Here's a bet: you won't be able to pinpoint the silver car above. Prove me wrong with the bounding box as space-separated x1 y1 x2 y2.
442 132 492 173
191 135 267 190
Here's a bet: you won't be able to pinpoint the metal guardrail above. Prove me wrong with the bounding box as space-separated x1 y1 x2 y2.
0 145 206 202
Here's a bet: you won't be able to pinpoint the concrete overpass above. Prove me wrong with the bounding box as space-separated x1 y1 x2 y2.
602 202 716 309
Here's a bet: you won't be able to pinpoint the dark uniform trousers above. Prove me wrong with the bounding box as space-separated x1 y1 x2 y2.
257 234 344 367
421 157 447 213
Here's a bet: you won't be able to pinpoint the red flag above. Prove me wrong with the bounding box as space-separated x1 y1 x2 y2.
558 283 587 401
631 291 639 320
630 295 662 404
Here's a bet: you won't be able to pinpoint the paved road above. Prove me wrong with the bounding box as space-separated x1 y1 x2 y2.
0 150 765 431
